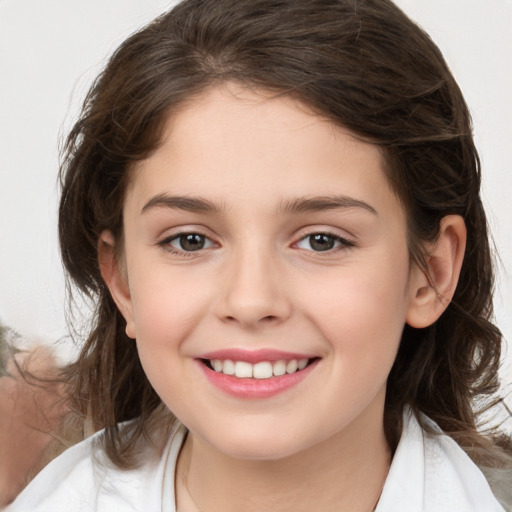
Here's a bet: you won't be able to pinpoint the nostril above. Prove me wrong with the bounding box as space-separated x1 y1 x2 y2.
223 314 280 324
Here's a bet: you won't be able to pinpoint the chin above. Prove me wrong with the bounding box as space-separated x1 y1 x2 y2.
200 423 323 462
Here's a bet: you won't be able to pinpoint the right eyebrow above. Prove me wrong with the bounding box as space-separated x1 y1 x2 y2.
141 194 222 215
279 195 378 216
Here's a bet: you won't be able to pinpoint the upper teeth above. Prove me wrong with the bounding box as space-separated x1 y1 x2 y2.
210 358 309 379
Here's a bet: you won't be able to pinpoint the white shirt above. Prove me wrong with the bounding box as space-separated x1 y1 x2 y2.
6 409 505 512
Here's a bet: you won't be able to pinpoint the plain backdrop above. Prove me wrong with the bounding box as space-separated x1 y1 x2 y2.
0 1 511 396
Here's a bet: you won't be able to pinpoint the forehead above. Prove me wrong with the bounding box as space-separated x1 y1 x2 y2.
127 85 401 220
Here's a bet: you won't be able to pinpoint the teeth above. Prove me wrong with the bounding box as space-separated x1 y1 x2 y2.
253 361 273 379
286 359 298 374
211 359 223 372
235 361 253 378
223 359 235 375
298 358 308 370
273 360 287 376
209 358 310 379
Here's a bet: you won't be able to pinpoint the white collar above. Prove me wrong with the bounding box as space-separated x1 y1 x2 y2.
376 408 504 511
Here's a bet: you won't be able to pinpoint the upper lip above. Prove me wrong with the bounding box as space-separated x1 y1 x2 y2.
198 348 315 364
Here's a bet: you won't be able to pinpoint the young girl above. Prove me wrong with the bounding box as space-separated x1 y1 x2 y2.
5 0 511 510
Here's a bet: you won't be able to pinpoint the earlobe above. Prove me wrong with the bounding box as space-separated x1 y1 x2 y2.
98 230 136 338
406 215 467 329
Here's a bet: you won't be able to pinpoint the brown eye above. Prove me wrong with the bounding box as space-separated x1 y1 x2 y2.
296 233 352 252
308 234 336 251
176 234 206 251
161 232 216 253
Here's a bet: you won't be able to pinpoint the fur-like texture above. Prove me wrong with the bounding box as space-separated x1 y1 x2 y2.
0 324 71 506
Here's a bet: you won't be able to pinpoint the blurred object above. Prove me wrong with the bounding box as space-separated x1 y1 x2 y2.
0 322 18 377
0 324 69 507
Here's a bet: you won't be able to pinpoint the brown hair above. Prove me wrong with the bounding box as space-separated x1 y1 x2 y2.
58 0 510 487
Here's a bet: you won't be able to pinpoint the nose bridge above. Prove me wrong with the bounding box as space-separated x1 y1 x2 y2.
217 237 291 327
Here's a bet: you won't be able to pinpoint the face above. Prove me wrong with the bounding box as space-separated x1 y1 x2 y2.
108 85 424 460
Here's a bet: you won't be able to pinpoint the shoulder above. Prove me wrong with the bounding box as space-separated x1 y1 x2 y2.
5 421 186 512
376 408 505 512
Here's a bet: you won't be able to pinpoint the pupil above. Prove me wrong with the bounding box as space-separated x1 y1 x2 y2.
180 234 205 251
310 234 334 251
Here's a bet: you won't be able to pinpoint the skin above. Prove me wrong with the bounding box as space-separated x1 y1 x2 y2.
100 84 466 512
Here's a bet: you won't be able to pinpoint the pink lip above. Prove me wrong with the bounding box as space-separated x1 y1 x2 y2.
199 348 314 364
197 357 319 399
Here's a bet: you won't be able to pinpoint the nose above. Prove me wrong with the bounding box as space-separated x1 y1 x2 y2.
214 244 292 329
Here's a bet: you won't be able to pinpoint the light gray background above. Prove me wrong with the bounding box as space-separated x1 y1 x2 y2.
0 1 511 394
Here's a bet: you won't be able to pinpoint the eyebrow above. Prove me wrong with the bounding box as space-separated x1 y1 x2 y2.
141 193 377 216
279 195 378 216
141 194 222 214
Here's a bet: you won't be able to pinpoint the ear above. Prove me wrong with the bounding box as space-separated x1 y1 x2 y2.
98 230 136 338
406 215 466 329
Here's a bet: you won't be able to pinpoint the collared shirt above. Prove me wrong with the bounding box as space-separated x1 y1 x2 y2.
376 410 505 511
6 410 505 512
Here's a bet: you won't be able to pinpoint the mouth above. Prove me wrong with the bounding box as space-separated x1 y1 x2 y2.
196 349 320 398
201 357 319 379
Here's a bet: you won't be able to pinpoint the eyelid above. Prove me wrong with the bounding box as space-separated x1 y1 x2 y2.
156 227 219 255
155 225 355 256
292 228 355 253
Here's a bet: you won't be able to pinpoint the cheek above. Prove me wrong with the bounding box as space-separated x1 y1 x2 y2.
126 261 222 396
299 255 411 369
129 275 200 406
129 262 209 339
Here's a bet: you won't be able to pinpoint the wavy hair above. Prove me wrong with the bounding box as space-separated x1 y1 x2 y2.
57 0 510 502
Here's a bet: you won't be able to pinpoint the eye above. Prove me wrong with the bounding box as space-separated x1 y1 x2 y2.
296 233 352 252
162 232 216 252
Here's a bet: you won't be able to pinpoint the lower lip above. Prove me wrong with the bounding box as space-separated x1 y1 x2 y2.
198 359 319 399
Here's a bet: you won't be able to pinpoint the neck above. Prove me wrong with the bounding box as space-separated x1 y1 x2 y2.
176 398 391 512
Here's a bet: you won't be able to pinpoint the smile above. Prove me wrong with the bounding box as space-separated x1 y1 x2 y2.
197 352 320 399
207 358 310 379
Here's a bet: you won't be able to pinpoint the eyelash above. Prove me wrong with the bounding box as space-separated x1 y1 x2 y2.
157 231 216 256
294 232 355 253
157 230 354 256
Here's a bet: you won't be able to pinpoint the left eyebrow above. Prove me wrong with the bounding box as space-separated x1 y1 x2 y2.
279 195 378 216
141 194 222 215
